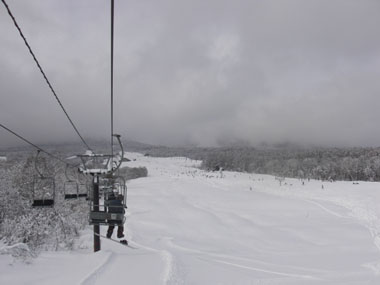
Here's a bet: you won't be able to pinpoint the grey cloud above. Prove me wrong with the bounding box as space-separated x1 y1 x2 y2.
1 0 380 148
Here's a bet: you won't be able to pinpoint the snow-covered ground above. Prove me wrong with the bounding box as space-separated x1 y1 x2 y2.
2 152 380 284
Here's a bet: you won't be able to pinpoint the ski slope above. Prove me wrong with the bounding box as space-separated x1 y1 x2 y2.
2 152 380 284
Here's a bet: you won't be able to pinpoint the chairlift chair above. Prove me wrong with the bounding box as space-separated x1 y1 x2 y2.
78 134 126 226
32 150 55 207
64 181 79 199
89 175 126 225
64 165 88 199
85 180 92 201
112 176 127 209
99 177 113 196
77 173 90 199
89 179 126 226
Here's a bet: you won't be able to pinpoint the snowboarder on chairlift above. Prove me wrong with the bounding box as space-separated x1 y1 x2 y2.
106 192 126 241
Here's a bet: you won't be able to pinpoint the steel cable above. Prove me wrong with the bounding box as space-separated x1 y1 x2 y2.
1 0 92 151
0 123 77 168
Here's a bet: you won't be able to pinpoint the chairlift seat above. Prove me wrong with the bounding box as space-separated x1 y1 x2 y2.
89 211 125 225
65 194 79 199
64 181 79 200
32 199 54 207
32 176 55 207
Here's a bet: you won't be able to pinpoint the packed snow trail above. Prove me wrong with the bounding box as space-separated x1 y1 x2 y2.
124 153 380 284
1 152 380 284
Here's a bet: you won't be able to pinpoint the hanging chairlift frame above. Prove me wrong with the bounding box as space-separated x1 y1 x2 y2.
64 164 79 199
77 134 124 176
64 181 79 199
64 165 88 199
32 150 55 207
78 134 127 226
111 175 127 209
89 176 126 226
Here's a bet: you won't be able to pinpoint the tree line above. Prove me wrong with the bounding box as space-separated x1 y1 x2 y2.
0 149 147 259
132 143 380 182
201 147 380 181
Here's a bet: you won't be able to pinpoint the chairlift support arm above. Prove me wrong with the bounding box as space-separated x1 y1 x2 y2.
77 134 124 176
34 150 45 178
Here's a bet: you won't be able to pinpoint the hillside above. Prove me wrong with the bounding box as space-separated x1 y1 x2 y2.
1 153 380 284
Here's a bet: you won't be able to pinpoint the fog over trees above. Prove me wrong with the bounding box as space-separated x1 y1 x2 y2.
127 142 380 182
201 147 380 182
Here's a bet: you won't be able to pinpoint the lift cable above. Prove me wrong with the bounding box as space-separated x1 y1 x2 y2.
1 0 93 151
110 0 115 165
0 123 77 168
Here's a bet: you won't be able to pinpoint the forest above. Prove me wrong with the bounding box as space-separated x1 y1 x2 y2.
133 143 380 182
0 147 147 259
201 147 380 182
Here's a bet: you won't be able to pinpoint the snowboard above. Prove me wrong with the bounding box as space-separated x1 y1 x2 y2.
94 233 138 249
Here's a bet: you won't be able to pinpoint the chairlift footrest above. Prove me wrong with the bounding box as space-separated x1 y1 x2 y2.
65 194 79 199
89 211 125 225
32 199 54 207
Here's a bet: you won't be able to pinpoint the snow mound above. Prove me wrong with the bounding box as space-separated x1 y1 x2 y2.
0 242 34 260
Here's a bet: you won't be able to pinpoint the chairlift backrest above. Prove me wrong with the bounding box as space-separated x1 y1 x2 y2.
32 175 55 207
88 173 127 226
63 165 88 199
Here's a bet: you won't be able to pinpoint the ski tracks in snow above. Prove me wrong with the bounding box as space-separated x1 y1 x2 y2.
304 197 380 253
318 197 380 275
79 240 180 285
130 239 185 285
127 154 380 280
252 181 380 275
302 198 351 219
162 236 323 281
198 257 317 280
80 251 115 285
322 197 380 274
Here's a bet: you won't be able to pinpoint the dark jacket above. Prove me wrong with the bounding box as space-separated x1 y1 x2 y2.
107 193 124 214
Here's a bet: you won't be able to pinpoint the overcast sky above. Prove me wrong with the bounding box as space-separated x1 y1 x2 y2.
1 0 380 149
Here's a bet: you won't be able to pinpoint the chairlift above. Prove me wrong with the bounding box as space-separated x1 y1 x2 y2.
64 181 79 199
63 165 78 199
32 150 55 207
78 172 91 199
112 176 128 209
84 179 93 201
99 176 114 196
64 165 88 199
82 134 127 226
89 175 126 226
77 134 123 176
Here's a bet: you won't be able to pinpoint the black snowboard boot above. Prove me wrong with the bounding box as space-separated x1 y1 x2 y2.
117 226 124 238
107 225 115 238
